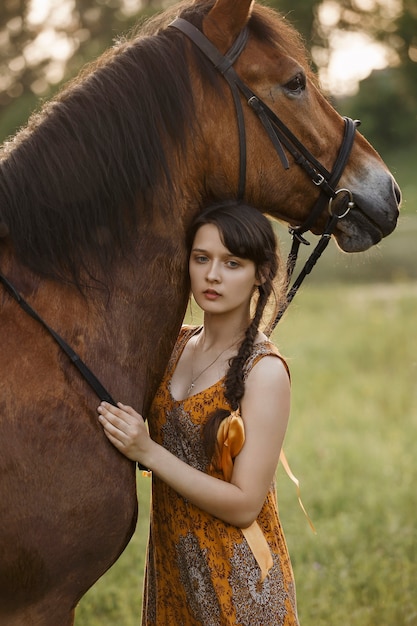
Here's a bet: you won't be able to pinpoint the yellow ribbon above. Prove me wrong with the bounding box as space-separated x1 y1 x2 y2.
241 522 273 582
213 411 273 581
215 411 245 483
279 449 316 534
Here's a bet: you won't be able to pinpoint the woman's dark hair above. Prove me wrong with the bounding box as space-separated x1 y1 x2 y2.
187 201 286 461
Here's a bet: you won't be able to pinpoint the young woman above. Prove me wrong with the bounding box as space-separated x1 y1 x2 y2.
98 202 299 625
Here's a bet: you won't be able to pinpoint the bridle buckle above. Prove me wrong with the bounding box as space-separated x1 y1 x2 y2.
313 173 325 186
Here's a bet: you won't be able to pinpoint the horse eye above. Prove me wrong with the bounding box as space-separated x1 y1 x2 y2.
284 73 306 95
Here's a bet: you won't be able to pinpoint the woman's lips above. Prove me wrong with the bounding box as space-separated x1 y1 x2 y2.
203 289 221 300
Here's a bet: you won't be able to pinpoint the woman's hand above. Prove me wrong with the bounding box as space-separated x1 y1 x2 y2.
97 401 153 463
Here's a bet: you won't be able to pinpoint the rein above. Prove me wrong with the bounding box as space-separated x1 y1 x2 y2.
0 271 148 472
0 272 116 405
169 18 359 330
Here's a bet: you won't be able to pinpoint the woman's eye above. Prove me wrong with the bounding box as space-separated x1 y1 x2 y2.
226 260 239 268
284 73 306 95
195 255 208 263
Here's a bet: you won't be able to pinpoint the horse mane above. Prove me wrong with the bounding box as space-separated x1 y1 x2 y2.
0 0 310 285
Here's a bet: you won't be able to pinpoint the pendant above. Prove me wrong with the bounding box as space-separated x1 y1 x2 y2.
187 382 195 395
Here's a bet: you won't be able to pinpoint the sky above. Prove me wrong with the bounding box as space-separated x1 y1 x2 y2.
25 0 395 97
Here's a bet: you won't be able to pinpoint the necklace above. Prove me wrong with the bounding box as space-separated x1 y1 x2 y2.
186 337 238 396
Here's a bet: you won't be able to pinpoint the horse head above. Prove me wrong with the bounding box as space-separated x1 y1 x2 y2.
178 0 400 253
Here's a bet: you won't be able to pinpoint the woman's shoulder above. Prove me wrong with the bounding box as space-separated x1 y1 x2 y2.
243 334 290 382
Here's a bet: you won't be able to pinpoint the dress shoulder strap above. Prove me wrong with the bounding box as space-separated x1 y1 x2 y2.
242 340 290 382
167 325 202 372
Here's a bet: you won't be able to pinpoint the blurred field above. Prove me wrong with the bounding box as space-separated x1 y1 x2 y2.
275 281 417 626
76 170 416 625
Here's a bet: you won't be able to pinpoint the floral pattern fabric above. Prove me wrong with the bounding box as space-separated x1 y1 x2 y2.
142 326 299 626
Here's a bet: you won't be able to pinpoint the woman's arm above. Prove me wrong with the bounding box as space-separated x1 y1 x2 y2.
98 355 290 528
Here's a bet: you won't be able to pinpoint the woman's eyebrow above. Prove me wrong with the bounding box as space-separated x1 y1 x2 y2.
191 247 238 258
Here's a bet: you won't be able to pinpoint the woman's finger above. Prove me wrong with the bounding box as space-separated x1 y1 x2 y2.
99 414 126 441
98 404 143 441
117 402 137 416
98 403 131 429
99 401 127 419
99 402 142 424
102 427 127 452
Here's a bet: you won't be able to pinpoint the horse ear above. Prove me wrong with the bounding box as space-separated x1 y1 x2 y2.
202 0 253 53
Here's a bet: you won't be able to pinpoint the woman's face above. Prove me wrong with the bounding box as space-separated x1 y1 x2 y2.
189 223 260 318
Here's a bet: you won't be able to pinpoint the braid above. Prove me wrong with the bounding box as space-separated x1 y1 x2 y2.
224 284 271 410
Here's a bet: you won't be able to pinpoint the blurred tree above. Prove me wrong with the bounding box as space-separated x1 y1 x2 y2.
331 0 417 152
0 0 41 132
0 0 142 105
0 0 157 139
267 0 318 43
338 65 416 154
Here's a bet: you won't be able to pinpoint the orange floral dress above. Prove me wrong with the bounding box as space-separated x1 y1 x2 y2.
142 326 299 626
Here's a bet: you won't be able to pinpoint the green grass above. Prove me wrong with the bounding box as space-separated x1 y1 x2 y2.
75 278 417 625
274 283 417 626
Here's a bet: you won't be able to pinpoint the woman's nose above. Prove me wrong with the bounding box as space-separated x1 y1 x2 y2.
206 261 221 283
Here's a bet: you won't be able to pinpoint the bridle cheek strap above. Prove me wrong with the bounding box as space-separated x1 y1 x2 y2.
170 18 250 198
170 18 357 210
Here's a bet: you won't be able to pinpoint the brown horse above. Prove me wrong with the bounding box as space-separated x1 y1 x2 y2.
0 0 400 623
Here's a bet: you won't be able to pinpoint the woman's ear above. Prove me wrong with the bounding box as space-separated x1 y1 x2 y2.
255 265 269 286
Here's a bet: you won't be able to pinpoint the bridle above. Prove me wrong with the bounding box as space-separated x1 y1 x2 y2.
0 16 359 423
169 18 359 330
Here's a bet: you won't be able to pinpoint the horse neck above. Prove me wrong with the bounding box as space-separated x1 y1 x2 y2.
0 211 190 414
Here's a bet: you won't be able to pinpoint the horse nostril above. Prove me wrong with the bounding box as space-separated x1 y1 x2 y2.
393 181 402 206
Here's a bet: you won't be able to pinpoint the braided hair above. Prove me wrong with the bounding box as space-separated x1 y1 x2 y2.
186 201 286 460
